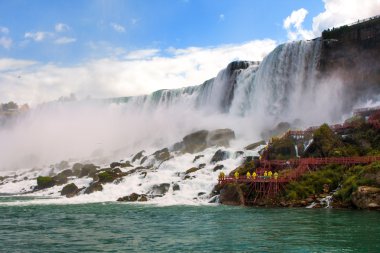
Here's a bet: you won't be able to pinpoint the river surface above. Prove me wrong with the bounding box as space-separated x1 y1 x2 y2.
0 196 379 253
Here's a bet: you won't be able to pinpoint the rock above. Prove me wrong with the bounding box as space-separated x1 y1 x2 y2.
153 148 171 161
213 165 224 172
198 192 206 196
210 149 228 164
234 151 244 158
207 129 235 147
117 193 148 202
98 168 124 183
199 163 206 169
61 183 79 197
36 176 56 189
53 169 73 185
132 150 145 163
120 161 133 168
149 183 170 196
84 182 103 194
72 163 84 176
56 161 69 170
219 183 245 205
140 156 148 165
172 183 180 191
244 140 266 150
182 130 209 154
352 186 380 210
140 172 147 178
79 164 98 178
193 155 204 163
171 142 184 152
185 167 201 174
110 162 122 168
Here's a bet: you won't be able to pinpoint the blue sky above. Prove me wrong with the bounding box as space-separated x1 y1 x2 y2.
0 0 324 63
0 0 379 104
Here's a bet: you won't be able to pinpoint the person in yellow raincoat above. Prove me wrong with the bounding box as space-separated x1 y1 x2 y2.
268 171 273 179
264 171 268 178
246 171 251 179
274 172 278 180
234 171 239 180
252 171 257 180
219 171 225 180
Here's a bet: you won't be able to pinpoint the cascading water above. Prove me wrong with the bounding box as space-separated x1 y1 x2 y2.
0 39 355 205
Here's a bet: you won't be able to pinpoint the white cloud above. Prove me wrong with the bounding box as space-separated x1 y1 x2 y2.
55 23 70 32
0 39 276 104
311 0 380 36
219 14 225 21
54 37 77 44
283 8 314 41
0 37 12 49
0 26 9 34
24 31 52 42
284 0 380 40
125 49 160 60
110 22 126 33
0 58 37 71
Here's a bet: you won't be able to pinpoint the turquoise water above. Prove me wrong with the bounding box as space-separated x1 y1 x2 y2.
0 197 379 252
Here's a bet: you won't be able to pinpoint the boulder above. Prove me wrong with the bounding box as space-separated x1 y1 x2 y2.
110 161 133 168
149 183 170 196
140 156 148 165
98 168 124 183
234 151 244 158
244 140 266 150
172 183 180 191
210 149 229 164
110 162 122 168
182 130 209 154
153 148 171 161
219 183 245 206
53 169 73 185
352 186 380 210
213 165 224 172
84 182 103 194
61 183 79 197
36 176 56 189
117 193 148 202
79 164 98 178
56 161 69 170
132 151 145 163
207 129 235 147
193 155 204 163
72 163 84 176
185 167 201 175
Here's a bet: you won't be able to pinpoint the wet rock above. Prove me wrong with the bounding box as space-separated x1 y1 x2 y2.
110 161 133 168
199 163 206 169
53 169 73 185
36 176 56 189
61 183 79 197
182 130 209 154
79 164 98 178
172 183 180 191
207 129 235 147
72 163 84 176
210 149 228 164
185 167 201 175
198 192 206 196
352 186 380 210
117 193 148 202
172 142 184 152
219 183 245 206
98 168 124 183
153 148 171 161
84 182 103 194
193 155 204 163
110 162 122 168
56 161 70 170
213 165 224 172
132 150 145 163
140 172 147 178
140 156 148 165
244 140 266 150
149 183 170 196
234 151 244 158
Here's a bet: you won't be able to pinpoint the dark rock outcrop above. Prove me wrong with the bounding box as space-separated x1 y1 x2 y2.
153 148 171 161
79 164 98 178
182 130 209 154
352 186 380 210
149 183 170 196
132 151 145 163
36 176 56 189
245 140 266 150
210 149 229 164
117 193 148 202
185 167 201 175
61 183 79 197
219 183 245 206
84 182 103 194
193 155 204 163
207 129 235 147
213 165 224 172
53 169 73 185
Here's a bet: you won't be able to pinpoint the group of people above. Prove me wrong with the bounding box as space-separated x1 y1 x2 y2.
219 170 279 181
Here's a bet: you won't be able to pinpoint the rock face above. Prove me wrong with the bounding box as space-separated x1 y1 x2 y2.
219 183 245 206
132 151 145 163
153 148 171 161
207 129 235 147
53 169 73 185
97 168 124 183
182 130 209 153
352 186 380 210
117 193 148 202
245 140 266 150
185 167 202 175
210 149 229 164
61 183 79 197
149 183 170 196
79 164 98 178
84 182 103 194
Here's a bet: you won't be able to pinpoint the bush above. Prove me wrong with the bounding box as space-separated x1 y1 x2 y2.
98 171 115 183
37 176 55 189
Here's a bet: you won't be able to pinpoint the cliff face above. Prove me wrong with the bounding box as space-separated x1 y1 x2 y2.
319 16 380 101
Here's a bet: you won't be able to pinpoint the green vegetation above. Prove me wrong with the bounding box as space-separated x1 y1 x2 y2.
98 171 115 183
267 137 296 160
36 176 55 189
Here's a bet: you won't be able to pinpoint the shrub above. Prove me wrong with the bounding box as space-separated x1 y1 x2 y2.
37 176 55 189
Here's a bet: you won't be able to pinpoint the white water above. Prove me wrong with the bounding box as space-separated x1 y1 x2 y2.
0 39 373 205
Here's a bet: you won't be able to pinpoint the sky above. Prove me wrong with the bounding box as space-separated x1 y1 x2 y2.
0 0 380 104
